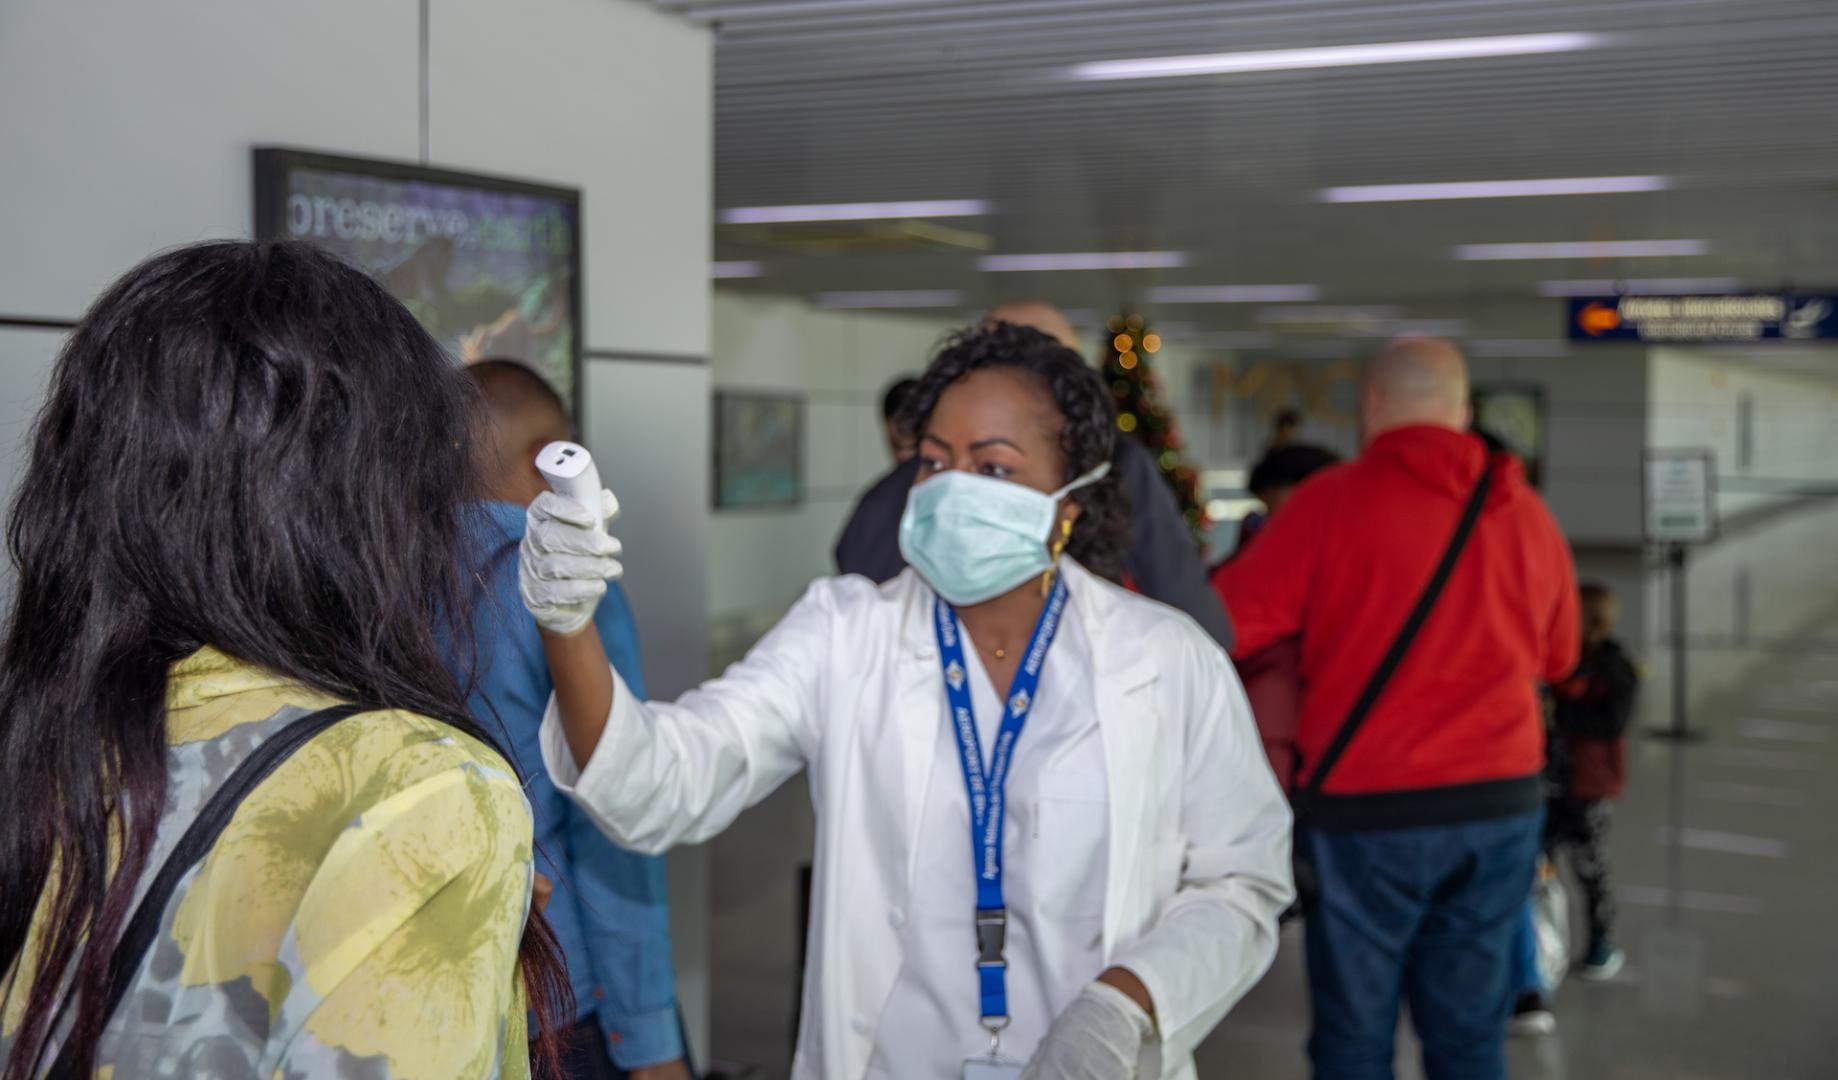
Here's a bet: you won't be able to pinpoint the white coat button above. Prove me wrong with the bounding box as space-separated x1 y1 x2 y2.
851 1013 871 1035
888 906 906 929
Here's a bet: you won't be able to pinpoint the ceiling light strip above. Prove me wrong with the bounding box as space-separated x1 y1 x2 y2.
1148 284 1321 303
1258 305 1400 325
1072 32 1605 82
1322 175 1670 202
719 199 989 224
980 251 1186 272
1453 240 1711 261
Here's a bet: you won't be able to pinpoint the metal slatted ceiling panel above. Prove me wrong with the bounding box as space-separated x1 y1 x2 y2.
655 0 1838 336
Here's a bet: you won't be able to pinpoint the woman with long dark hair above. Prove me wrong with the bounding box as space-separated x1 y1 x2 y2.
519 323 1293 1079
0 241 568 1078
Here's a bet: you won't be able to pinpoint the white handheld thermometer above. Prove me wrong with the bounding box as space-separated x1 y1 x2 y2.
536 441 604 524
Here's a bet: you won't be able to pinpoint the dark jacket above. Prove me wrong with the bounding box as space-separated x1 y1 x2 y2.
1550 639 1638 801
1218 425 1581 829
832 438 1234 649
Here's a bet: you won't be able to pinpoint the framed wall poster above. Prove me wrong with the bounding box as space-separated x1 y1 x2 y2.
1471 383 1547 487
713 392 803 509
253 148 584 422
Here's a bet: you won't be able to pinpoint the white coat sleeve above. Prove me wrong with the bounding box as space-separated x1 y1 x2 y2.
539 580 837 855
1107 629 1295 1062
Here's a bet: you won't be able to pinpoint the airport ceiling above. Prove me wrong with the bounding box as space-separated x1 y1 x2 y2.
657 0 1838 350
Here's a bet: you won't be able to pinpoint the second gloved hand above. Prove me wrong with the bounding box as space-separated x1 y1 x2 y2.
520 489 624 636
1019 981 1161 1080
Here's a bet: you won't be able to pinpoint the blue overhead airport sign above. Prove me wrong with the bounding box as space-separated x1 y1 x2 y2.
1567 293 1838 343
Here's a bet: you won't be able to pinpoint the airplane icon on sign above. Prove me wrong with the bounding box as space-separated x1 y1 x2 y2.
1786 299 1831 338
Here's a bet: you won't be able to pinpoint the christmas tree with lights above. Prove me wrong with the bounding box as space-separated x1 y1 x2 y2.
1102 313 1209 548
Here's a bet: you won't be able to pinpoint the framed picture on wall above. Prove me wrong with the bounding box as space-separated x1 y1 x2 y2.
1471 382 1547 487
253 147 584 423
713 391 803 509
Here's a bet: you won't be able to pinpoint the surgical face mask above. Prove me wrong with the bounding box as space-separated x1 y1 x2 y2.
897 462 1111 606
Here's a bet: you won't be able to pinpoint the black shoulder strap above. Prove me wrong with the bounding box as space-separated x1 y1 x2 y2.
45 703 367 1079
1298 460 1494 807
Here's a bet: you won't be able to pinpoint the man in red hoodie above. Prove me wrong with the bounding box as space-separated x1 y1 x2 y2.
1216 337 1579 1080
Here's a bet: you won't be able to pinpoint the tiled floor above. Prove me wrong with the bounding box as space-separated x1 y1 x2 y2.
703 502 1838 1078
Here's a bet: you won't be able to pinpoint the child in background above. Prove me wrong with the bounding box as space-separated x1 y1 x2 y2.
1231 442 1341 559
1547 582 1640 979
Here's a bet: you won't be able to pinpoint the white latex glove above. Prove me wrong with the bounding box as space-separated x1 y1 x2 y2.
519 488 623 636
1019 981 1162 1080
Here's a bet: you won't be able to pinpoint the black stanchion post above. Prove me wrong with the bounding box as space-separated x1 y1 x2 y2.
1671 542 1688 737
1651 541 1707 742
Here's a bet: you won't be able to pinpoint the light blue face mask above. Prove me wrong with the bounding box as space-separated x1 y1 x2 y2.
897 462 1112 606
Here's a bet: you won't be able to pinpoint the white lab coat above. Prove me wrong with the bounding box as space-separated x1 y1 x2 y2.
542 559 1294 1080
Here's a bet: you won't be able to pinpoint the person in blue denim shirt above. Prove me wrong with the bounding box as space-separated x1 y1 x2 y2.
455 361 689 1080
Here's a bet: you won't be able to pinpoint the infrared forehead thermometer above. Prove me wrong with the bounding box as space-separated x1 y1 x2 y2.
536 441 604 523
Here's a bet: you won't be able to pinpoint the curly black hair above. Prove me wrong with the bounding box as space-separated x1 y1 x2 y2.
900 322 1131 582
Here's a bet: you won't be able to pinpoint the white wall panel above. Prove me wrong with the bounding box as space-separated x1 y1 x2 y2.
0 0 419 314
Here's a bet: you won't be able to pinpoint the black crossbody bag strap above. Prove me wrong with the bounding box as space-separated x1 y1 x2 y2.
44 704 367 1079
1297 462 1494 810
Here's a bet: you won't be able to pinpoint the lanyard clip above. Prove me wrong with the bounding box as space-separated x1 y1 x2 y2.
975 908 1008 967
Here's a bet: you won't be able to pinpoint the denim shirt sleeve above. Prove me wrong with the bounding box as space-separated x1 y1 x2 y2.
574 583 684 1067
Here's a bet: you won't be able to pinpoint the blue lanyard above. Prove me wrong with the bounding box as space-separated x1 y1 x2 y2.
931 576 1069 1031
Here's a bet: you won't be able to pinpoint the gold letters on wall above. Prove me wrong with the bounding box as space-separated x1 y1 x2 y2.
1206 359 1360 428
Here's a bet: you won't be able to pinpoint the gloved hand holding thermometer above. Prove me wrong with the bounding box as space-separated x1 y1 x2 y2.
522 442 625 769
521 441 623 636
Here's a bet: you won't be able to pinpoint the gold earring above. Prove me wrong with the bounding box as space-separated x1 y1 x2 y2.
1042 518 1073 595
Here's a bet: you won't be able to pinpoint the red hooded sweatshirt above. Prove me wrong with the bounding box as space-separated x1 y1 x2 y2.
1217 425 1579 829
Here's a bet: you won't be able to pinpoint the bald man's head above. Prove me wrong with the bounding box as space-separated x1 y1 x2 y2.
466 359 573 506
1361 337 1471 444
984 300 1082 354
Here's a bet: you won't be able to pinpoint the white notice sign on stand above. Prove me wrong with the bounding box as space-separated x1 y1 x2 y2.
1644 449 1717 544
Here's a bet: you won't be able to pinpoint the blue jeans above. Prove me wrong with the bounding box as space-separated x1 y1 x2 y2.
1509 898 1545 997
1300 811 1543 1080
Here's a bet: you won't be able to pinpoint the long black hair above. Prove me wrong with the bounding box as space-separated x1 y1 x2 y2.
0 241 569 1078
901 322 1131 580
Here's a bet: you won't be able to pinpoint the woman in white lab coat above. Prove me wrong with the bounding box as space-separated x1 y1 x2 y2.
519 323 1293 1080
